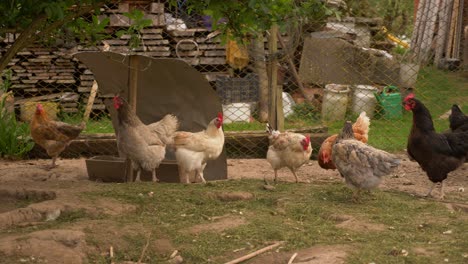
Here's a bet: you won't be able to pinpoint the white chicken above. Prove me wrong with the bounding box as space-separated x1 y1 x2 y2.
173 113 224 183
266 124 312 184
112 95 179 182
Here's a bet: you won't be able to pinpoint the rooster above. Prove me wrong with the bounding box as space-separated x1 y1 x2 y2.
30 103 85 169
173 113 224 184
112 95 179 182
265 124 312 184
332 121 400 201
404 94 468 198
449 104 468 132
318 111 370 170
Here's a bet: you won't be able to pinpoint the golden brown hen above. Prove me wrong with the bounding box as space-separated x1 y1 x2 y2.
30 103 85 169
318 111 370 170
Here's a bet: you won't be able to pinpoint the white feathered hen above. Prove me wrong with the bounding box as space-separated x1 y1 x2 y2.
266 124 312 184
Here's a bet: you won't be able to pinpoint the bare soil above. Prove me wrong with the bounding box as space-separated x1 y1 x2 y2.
0 156 466 263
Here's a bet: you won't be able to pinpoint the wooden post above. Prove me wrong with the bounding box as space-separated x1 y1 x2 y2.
267 24 283 131
125 55 139 182
464 26 468 77
83 80 98 123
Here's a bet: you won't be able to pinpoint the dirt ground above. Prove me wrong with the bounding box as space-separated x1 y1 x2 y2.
0 156 466 263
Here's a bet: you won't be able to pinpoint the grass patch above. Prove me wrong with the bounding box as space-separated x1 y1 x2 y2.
80 180 468 263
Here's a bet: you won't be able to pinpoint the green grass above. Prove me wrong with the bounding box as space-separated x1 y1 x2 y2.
65 180 468 263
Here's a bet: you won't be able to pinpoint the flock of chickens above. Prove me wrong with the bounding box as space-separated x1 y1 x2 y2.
29 93 468 201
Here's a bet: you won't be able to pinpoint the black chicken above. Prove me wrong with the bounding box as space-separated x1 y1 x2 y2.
404 94 468 199
449 104 468 132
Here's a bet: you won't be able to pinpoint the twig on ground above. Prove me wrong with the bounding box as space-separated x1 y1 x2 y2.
109 246 115 264
137 232 152 264
287 252 298 264
169 250 178 259
223 241 283 264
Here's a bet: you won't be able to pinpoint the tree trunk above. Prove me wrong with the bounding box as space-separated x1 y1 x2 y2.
251 35 269 122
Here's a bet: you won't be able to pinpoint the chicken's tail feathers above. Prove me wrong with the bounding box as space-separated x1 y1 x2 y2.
451 104 463 115
147 114 179 145
266 123 280 137
352 111 370 140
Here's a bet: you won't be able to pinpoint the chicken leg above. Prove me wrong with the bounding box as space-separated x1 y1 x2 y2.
134 169 142 182
290 169 299 183
439 181 445 199
273 169 279 184
425 182 437 197
151 169 159 182
43 156 58 170
196 163 207 184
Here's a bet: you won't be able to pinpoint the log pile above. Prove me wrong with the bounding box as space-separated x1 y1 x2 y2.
1 1 230 115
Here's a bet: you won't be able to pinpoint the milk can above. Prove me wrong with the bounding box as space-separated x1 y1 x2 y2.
321 84 350 122
351 85 378 118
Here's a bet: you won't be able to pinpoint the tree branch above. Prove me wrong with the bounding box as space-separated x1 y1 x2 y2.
0 14 47 74
0 2 106 75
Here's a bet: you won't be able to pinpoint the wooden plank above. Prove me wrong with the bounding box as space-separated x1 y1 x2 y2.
446 0 459 58
199 57 225 65
14 92 64 105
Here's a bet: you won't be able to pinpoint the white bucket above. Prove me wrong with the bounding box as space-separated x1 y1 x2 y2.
282 92 295 117
321 84 350 122
222 103 251 124
351 85 378 118
399 62 420 88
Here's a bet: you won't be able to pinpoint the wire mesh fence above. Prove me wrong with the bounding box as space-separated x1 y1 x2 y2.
0 0 467 161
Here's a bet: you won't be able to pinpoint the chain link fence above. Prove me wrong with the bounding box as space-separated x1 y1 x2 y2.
1 0 467 160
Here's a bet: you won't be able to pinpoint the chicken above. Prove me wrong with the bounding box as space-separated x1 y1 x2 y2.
318 111 370 170
30 103 85 169
332 121 400 201
404 94 468 198
265 124 312 184
112 95 179 182
449 104 468 132
173 113 224 184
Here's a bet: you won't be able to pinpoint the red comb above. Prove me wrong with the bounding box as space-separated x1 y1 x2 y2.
217 112 223 119
404 93 415 102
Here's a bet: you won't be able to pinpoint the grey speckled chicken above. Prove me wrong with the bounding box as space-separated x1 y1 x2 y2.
332 121 400 201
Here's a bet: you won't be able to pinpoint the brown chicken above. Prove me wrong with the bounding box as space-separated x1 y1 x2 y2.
266 124 312 184
318 111 370 170
30 103 85 169
332 121 400 201
113 95 179 182
173 113 224 184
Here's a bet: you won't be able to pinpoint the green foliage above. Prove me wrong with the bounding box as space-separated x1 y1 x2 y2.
0 0 102 30
289 102 320 121
116 9 153 48
70 15 110 46
171 0 334 42
0 71 34 159
346 0 414 36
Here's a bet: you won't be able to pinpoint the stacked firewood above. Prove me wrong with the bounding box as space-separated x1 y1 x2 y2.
1 1 230 117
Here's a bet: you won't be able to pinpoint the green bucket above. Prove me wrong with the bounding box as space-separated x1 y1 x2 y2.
374 85 402 119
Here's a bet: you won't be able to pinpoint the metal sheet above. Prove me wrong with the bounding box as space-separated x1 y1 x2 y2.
74 52 227 182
